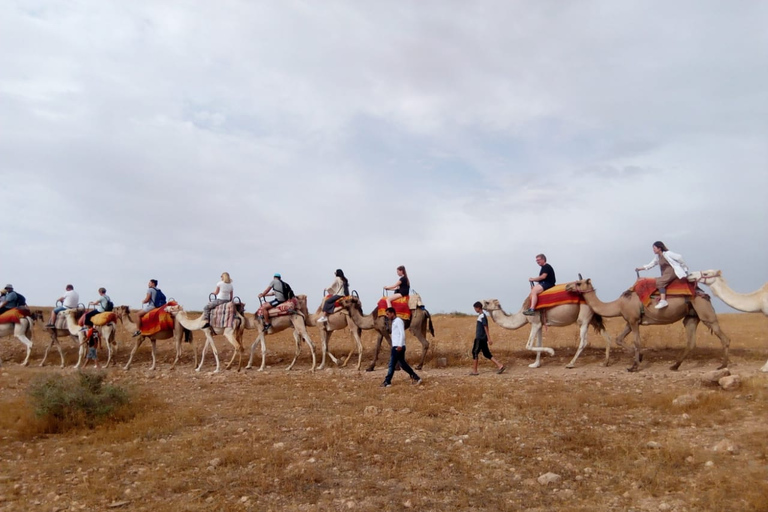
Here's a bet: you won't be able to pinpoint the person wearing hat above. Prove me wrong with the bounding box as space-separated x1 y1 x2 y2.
258 273 290 332
0 284 20 315
317 269 350 323
202 272 233 328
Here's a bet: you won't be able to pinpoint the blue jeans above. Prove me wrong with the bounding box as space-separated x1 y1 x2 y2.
383 346 419 384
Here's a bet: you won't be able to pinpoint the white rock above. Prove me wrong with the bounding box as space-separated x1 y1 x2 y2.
537 472 562 485
208 458 221 468
646 441 662 449
701 369 730 385
705 460 715 467
273 443 285 450
712 439 739 455
363 406 380 416
718 375 741 390
672 394 700 406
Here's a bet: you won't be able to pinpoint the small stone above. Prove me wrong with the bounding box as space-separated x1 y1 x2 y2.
208 458 221 468
363 406 380 416
404 499 412 508
718 375 741 390
712 439 739 455
705 460 715 467
672 394 700 406
273 443 285 449
240 496 249 503
659 503 672 511
346 501 356 509
646 441 662 449
701 369 730 385
537 472 562 485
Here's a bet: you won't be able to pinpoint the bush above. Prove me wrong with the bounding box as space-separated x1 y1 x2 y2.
27 371 132 433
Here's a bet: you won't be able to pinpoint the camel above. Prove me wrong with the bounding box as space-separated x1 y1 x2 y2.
114 306 195 371
303 297 364 370
164 304 245 373
0 309 40 367
565 278 731 372
338 296 433 371
244 295 317 372
40 309 84 368
689 270 768 373
63 308 118 369
480 298 612 368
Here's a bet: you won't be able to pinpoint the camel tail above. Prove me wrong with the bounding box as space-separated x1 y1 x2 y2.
184 328 193 343
590 313 606 334
424 309 435 337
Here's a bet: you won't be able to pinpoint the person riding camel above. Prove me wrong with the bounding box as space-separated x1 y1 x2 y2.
635 241 689 309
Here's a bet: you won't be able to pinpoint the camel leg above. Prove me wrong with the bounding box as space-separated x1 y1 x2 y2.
527 327 543 369
410 324 430 371
318 328 334 370
600 329 615 367
245 335 258 370
286 330 302 371
304 330 317 372
761 359 768 373
16 330 33 367
196 331 221 373
566 321 591 369
40 333 65 368
223 331 242 372
702 320 730 370
670 316 700 371
366 332 387 372
627 323 643 372
149 340 157 371
124 336 145 370
171 335 181 370
350 327 363 371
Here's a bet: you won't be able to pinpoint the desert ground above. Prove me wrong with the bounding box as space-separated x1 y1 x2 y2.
0 305 766 511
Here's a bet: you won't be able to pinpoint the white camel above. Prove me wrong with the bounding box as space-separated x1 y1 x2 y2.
481 297 612 368
114 305 196 371
40 309 84 368
689 269 768 373
244 295 317 372
63 309 118 369
165 304 244 373
0 310 39 367
304 297 364 370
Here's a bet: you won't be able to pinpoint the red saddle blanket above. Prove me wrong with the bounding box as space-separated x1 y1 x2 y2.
324 295 352 313
377 296 411 321
632 278 695 307
534 283 585 310
259 298 299 319
0 308 31 324
78 312 117 327
140 301 177 336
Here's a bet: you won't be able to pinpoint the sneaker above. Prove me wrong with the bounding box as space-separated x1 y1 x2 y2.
411 377 422 386
655 300 669 309
497 366 506 375
132 331 141 337
523 308 535 316
380 381 391 388
317 316 327 323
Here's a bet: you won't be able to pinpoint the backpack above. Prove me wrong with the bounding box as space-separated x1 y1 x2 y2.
279 280 296 300
15 293 26 307
104 297 114 312
153 288 167 308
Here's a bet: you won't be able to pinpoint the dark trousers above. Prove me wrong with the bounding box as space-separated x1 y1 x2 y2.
322 295 342 314
84 310 100 327
472 337 493 360
383 346 419 384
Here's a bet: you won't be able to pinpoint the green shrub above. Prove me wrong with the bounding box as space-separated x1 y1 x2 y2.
27 371 132 432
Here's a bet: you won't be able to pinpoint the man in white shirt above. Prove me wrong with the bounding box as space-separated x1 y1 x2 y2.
47 284 79 327
380 307 422 387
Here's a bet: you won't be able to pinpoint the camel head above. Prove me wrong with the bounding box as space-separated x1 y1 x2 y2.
114 305 131 318
688 270 721 284
480 299 501 311
339 296 362 311
565 279 594 294
32 310 44 321
165 304 183 314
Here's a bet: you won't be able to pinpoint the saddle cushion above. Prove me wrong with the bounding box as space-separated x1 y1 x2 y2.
534 283 585 310
0 308 30 324
377 296 411 321
211 301 238 328
632 278 695 307
263 298 299 318
140 301 177 336
77 312 117 327
325 295 352 315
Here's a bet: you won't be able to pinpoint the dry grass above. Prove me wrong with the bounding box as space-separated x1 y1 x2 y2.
0 309 765 511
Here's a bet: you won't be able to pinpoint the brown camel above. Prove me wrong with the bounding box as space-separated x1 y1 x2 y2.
114 306 195 371
244 295 317 372
339 296 434 371
480 297 612 368
165 304 245 373
565 278 730 372
304 297 364 370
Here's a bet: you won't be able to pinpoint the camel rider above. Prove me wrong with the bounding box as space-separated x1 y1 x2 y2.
202 272 233 330
47 284 79 327
635 241 689 310
84 288 111 328
524 254 556 315
258 273 289 332
133 279 164 337
384 265 410 308
0 284 21 315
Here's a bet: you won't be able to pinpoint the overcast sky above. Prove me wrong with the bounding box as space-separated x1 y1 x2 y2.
2 0 766 315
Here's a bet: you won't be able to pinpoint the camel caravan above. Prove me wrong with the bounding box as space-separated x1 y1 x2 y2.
0 248 766 374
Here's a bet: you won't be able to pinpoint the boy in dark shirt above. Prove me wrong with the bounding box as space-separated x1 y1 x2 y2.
470 301 506 375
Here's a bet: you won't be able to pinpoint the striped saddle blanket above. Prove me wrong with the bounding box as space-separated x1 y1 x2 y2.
632 278 695 307
211 301 239 328
140 301 177 336
0 307 31 324
77 312 117 327
377 296 411 321
532 283 585 310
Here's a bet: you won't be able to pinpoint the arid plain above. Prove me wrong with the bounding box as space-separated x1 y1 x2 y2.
0 306 766 512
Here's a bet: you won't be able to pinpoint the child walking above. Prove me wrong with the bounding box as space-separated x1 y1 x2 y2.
470 301 505 375
81 328 101 369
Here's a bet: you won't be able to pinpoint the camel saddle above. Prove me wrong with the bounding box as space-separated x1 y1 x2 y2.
324 295 353 315
632 278 695 307
377 296 411 321
259 297 299 319
140 301 177 336
54 308 85 330
210 301 238 328
528 283 585 310
0 307 31 324
77 312 117 327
